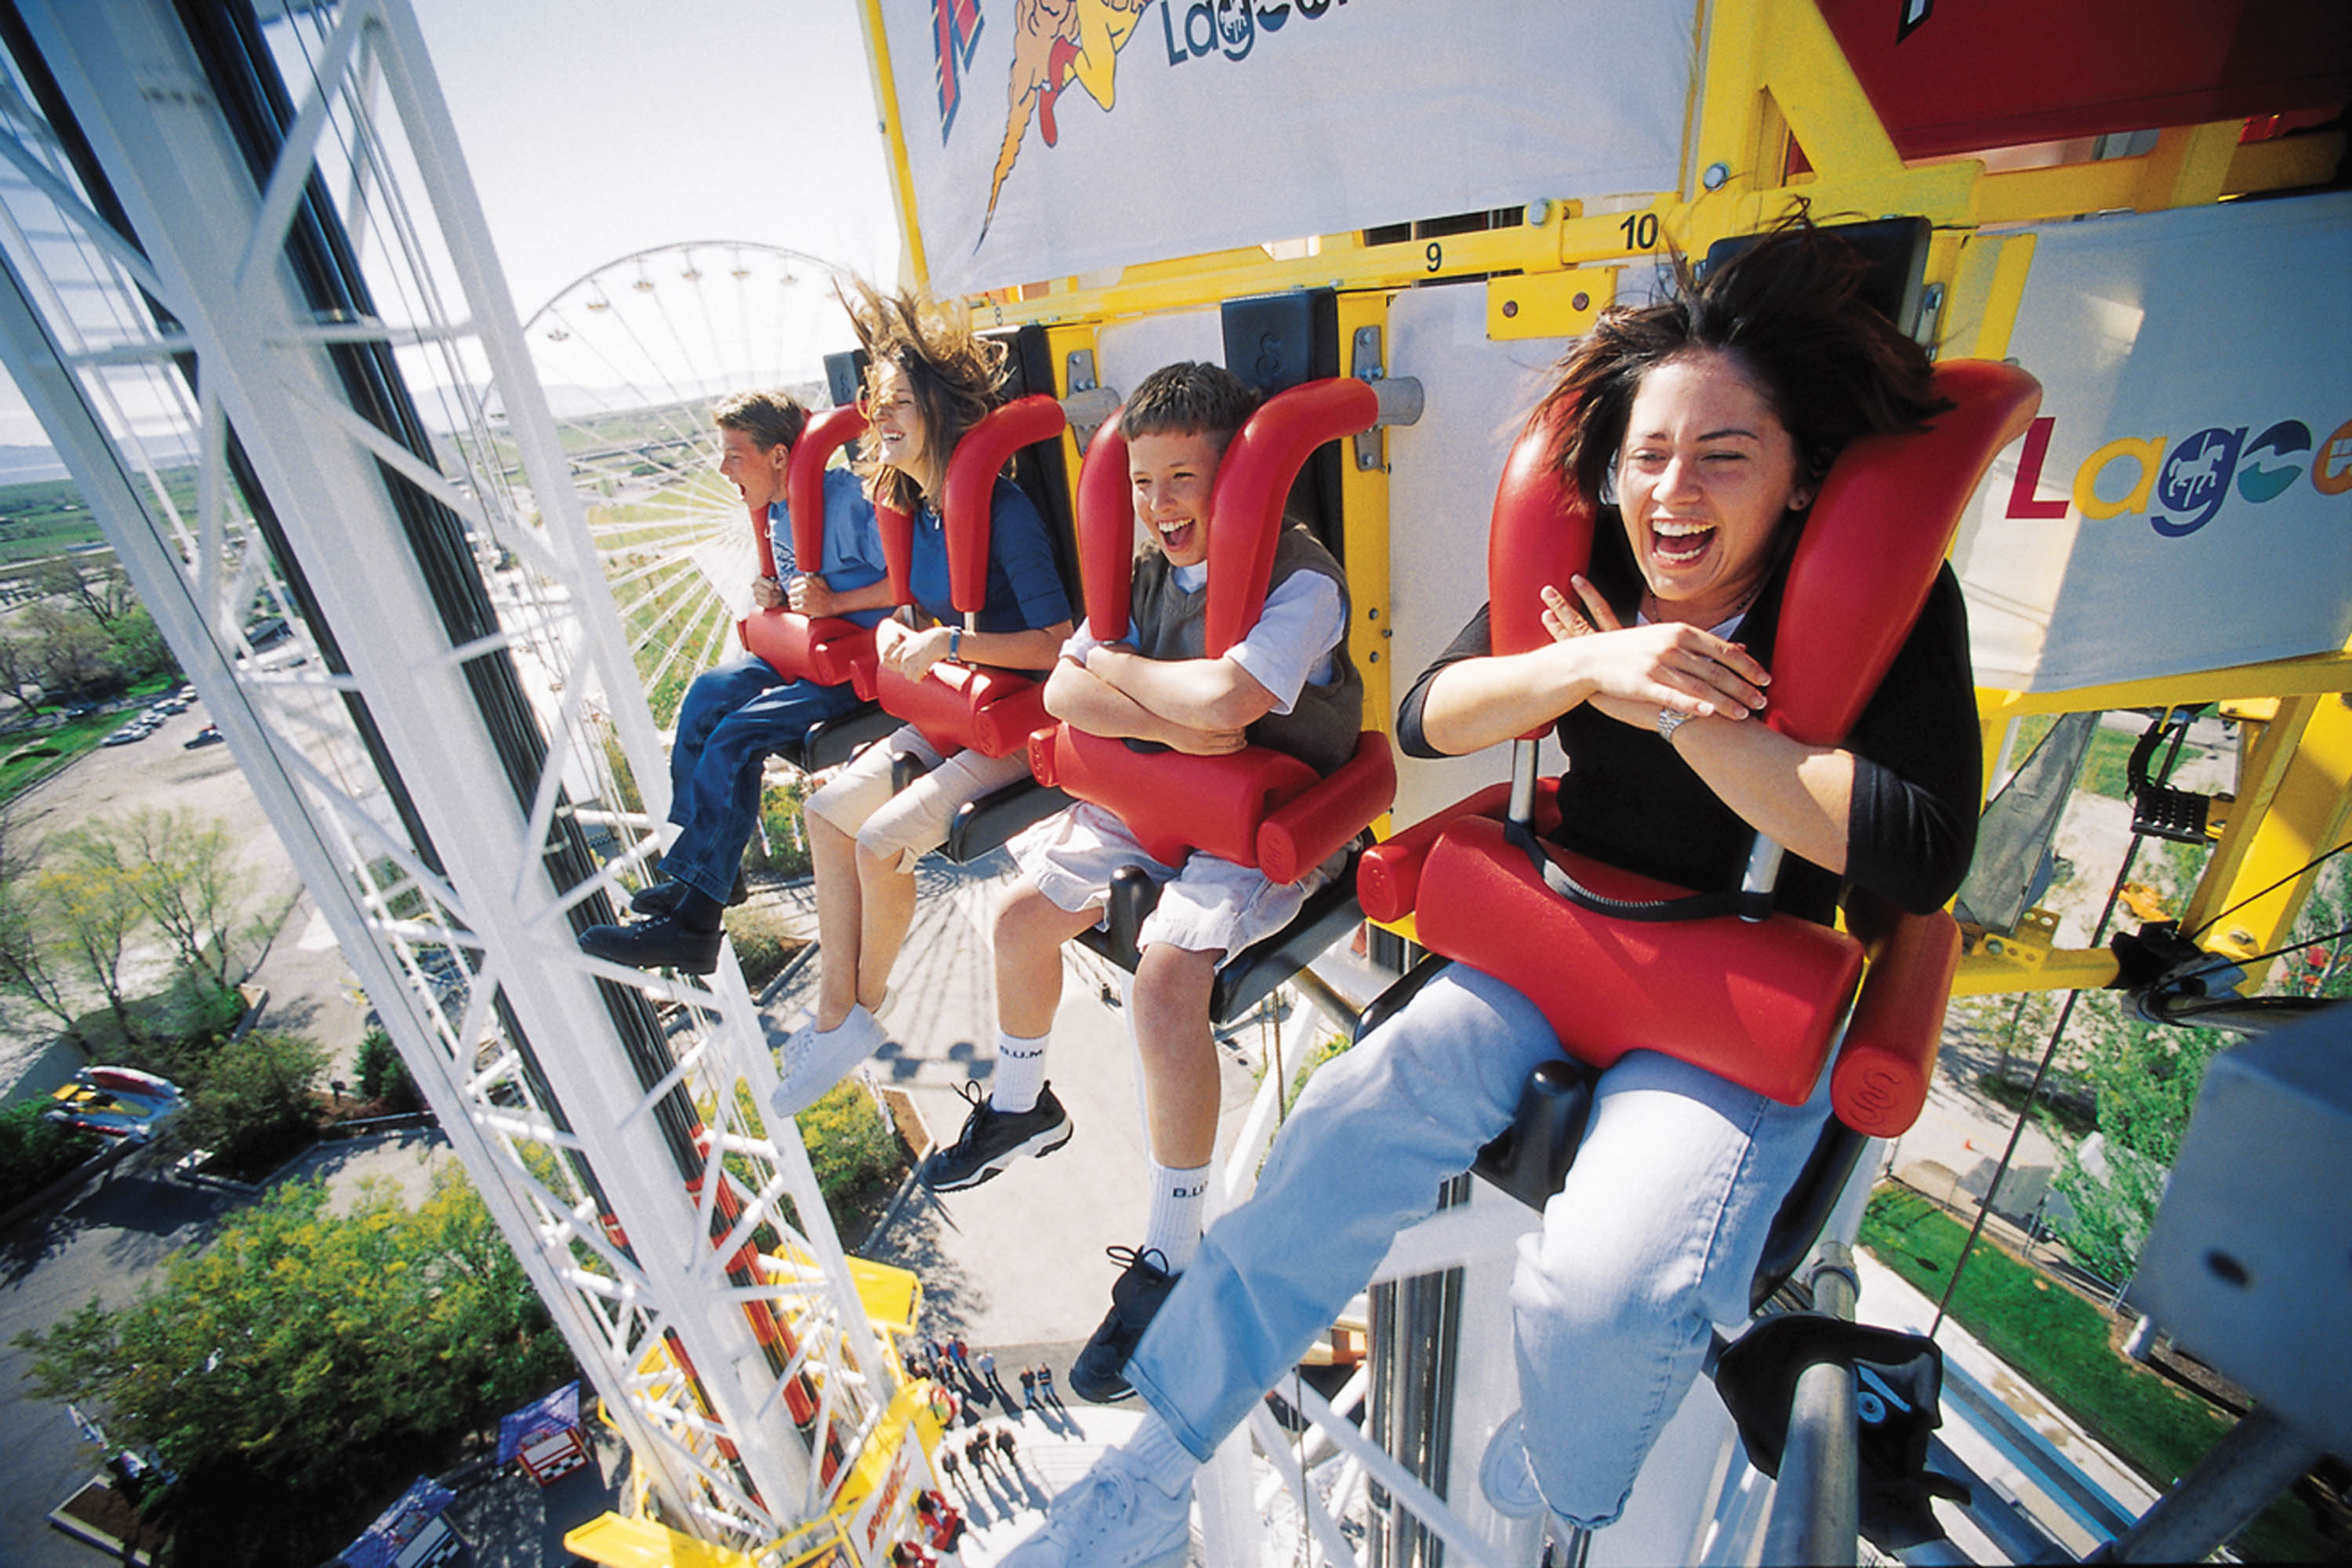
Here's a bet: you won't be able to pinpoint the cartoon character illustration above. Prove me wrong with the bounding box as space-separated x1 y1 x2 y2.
982 0 1146 241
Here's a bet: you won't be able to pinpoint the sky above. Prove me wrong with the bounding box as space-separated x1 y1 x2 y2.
406 0 903 317
0 0 905 453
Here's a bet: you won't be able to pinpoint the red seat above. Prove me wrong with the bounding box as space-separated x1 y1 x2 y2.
866 395 1068 757
737 405 879 691
1358 361 2040 1134
1024 379 1398 883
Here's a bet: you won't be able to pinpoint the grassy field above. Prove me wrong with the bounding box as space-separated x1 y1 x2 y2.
0 470 201 568
1860 1185 2331 1559
2000 713 2205 803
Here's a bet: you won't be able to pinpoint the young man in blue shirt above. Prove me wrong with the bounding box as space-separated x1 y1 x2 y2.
580 390 895 975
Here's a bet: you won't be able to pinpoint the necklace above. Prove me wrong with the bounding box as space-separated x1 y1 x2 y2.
1646 576 1762 629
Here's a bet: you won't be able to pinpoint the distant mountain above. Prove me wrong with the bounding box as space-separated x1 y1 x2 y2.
0 444 66 484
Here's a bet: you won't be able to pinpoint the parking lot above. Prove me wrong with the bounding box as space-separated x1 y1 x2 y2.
2 689 350 1106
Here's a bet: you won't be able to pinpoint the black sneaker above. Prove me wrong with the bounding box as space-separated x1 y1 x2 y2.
630 868 749 916
922 1083 1073 1192
1069 1247 1179 1403
578 912 721 975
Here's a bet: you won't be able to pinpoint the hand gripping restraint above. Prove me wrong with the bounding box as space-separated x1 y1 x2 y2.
738 405 880 690
1357 361 2040 1133
866 395 1068 757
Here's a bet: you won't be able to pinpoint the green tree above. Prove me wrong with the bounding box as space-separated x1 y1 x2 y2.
0 809 90 1048
15 1171 575 1566
161 1029 325 1173
0 625 41 710
96 808 254 991
106 603 175 682
34 837 147 1045
2052 1000 2224 1284
28 554 132 628
0 1099 99 1207
356 1026 423 1112
24 601 118 699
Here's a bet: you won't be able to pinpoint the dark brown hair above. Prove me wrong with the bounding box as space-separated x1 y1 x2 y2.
839 279 1007 514
1539 214 1950 507
1118 361 1259 452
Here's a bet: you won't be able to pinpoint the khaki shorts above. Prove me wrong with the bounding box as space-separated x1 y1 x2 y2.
805 723 1035 873
1009 799 1335 960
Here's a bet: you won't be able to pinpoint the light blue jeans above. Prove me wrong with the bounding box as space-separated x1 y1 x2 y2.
1124 964 1834 1529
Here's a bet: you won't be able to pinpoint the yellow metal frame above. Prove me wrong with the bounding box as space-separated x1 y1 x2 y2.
846 2 2351 993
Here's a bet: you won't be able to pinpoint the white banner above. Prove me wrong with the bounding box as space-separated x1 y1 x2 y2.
1954 194 2352 692
882 0 1693 296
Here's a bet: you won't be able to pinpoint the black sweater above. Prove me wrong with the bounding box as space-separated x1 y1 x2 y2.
1396 561 1980 924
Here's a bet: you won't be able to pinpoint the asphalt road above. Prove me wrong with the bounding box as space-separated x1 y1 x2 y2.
0 697 387 1562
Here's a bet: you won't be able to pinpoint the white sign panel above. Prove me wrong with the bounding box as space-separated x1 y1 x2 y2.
880 0 1693 296
1955 194 2352 692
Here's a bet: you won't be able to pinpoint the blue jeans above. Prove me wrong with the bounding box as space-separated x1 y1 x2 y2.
1123 964 1833 1529
662 655 860 902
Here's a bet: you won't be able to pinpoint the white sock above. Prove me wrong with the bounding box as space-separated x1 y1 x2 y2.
1142 1160 1210 1274
1120 1411 1200 1497
989 1030 1049 1114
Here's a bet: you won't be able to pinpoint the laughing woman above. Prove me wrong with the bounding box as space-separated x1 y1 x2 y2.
771 284 1073 1113
1002 220 1980 1566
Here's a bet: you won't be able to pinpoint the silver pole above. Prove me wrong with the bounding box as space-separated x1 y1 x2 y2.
1762 1243 1862 1566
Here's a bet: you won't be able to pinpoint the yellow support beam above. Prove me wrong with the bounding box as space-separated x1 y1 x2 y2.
2225 131 2348 197
2187 693 2352 981
1940 230 2037 361
1976 650 2352 721
2137 122 2245 212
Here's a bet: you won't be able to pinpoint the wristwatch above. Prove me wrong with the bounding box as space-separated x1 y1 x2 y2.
1656 706 1697 742
948 626 963 661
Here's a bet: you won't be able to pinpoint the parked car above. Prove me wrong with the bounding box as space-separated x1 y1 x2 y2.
183 724 223 749
45 1065 183 1142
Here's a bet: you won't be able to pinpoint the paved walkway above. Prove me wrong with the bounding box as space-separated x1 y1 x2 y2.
758 848 1296 1353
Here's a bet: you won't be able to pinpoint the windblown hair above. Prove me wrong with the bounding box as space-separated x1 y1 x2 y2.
1118 361 1259 452
1539 213 1949 509
713 388 808 453
840 280 1007 514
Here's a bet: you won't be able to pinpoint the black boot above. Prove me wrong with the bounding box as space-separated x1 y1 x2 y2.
578 911 721 975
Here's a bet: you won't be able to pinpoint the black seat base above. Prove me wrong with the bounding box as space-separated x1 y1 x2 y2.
792 702 899 775
1072 855 1370 1030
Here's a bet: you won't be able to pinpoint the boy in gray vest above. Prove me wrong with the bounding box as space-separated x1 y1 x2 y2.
923 361 1362 1402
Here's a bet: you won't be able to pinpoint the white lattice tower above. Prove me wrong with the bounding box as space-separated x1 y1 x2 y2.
0 0 888 1552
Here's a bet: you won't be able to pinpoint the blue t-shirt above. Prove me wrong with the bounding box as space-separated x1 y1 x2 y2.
769 466 889 630
906 475 1071 634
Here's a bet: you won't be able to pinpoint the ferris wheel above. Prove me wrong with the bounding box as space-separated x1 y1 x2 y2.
521 241 852 726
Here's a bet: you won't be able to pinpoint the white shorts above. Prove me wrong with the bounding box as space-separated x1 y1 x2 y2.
804 723 1034 873
1009 800 1335 961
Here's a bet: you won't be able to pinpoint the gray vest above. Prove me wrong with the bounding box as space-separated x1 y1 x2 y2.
1128 525 1363 775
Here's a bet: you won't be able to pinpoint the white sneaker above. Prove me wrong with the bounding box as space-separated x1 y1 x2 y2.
1479 1411 1545 1520
1000 1446 1191 1568
769 1007 886 1120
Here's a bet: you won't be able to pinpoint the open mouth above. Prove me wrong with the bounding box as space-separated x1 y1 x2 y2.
1156 517 1199 557
1650 518 1715 564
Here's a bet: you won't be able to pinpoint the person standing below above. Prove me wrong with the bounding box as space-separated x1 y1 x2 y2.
580 390 892 975
769 284 1074 1109
932 362 1360 1404
1001 222 1980 1565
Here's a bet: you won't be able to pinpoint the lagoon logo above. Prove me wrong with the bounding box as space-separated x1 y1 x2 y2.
2005 413 2352 537
1160 0 1350 67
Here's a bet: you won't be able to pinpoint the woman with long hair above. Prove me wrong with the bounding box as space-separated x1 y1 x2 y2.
772 283 1074 1108
1004 220 1981 1565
